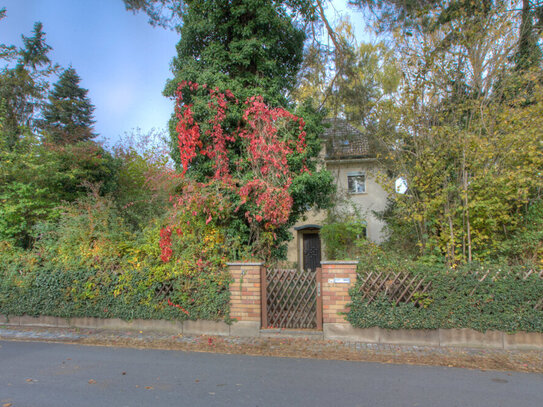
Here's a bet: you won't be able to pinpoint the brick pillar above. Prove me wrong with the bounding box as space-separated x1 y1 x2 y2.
321 261 358 324
227 262 263 336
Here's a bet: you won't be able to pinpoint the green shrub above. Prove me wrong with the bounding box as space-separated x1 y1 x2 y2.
321 220 366 260
0 264 230 321
500 200 543 267
347 256 543 333
0 188 232 322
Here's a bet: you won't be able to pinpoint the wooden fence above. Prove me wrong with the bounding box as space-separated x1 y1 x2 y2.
357 268 543 310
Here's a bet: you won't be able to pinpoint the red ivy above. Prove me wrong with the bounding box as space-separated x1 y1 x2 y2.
167 298 190 316
160 82 309 263
159 227 173 263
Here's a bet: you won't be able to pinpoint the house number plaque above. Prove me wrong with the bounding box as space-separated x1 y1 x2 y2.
328 278 351 284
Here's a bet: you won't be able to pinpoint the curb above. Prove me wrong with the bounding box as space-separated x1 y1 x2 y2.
2 315 543 351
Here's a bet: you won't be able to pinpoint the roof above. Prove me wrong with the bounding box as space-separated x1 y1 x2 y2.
322 118 372 159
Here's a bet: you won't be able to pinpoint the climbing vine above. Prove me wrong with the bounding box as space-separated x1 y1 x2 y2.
160 82 311 261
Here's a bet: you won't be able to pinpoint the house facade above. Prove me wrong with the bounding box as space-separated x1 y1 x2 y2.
287 118 388 270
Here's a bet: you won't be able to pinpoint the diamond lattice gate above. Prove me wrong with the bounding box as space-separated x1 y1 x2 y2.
261 268 322 330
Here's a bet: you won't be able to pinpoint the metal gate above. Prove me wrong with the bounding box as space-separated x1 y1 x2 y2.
261 268 322 330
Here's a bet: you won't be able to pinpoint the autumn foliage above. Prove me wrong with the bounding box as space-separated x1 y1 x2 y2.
160 82 310 262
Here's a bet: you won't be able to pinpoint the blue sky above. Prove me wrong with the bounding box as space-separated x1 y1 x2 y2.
1 0 179 143
1 0 366 144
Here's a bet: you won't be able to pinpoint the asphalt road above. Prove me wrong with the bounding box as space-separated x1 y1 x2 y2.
0 341 541 407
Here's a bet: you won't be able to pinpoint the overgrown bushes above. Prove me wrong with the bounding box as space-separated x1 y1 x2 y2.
0 186 232 322
320 208 367 260
320 221 366 261
347 245 543 333
0 264 230 321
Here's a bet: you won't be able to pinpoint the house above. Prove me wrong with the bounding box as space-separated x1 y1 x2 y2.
287 118 388 270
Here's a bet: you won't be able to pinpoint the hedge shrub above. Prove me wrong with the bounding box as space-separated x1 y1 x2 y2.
0 264 230 321
0 191 232 323
347 256 543 333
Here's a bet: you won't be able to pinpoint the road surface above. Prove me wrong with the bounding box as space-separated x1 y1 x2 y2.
0 340 541 406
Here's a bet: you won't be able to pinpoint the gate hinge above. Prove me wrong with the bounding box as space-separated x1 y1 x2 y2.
317 282 321 297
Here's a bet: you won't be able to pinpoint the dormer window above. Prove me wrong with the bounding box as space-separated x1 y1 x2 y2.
348 172 366 194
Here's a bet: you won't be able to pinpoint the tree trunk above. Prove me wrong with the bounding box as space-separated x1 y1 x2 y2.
463 149 472 263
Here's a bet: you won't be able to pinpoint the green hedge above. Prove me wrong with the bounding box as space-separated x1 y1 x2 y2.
347 262 543 333
0 187 234 323
0 264 231 322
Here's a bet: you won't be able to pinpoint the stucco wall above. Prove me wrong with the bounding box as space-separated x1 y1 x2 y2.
287 159 388 265
326 160 388 242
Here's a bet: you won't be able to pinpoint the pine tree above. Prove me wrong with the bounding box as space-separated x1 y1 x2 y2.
20 22 52 70
41 67 96 144
1 21 55 150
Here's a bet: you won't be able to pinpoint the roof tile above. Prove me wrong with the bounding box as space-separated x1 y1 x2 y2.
322 118 371 159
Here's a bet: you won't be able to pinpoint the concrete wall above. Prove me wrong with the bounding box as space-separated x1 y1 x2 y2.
4 315 543 350
321 324 543 351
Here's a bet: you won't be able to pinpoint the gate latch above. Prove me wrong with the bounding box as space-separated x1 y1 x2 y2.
317 282 321 297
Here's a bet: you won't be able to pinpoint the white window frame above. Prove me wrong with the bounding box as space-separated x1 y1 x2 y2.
347 171 366 194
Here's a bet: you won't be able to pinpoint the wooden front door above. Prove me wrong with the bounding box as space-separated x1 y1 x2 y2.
303 233 321 271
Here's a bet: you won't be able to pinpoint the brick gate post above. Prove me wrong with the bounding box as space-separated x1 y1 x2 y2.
320 261 358 325
227 262 264 337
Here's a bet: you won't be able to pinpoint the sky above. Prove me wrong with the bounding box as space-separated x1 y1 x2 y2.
1 0 179 144
0 0 366 145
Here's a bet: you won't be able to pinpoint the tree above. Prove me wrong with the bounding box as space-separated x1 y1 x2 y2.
350 0 542 73
354 0 543 265
40 67 96 144
111 128 176 231
122 0 316 30
123 0 184 28
149 0 334 260
515 0 543 72
162 0 324 174
163 0 306 112
162 83 333 261
294 19 399 143
0 20 56 150
0 8 16 60
0 15 116 248
20 22 52 70
0 131 119 248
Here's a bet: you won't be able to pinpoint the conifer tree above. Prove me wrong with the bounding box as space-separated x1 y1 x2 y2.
20 22 52 70
1 20 55 149
163 0 308 173
41 67 96 144
158 0 334 258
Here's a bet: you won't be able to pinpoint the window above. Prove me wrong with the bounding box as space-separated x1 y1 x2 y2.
347 172 366 194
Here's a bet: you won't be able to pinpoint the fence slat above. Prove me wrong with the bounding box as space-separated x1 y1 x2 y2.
266 269 318 329
356 267 541 310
